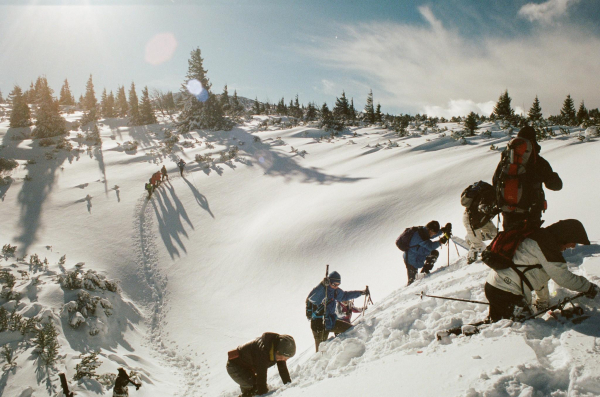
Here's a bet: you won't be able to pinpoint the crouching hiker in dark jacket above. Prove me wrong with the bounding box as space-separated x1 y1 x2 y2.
403 221 450 286
306 271 366 352
485 219 600 322
226 333 295 396
113 368 141 397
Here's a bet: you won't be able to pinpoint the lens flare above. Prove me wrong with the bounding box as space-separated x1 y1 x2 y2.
186 79 209 102
145 32 178 65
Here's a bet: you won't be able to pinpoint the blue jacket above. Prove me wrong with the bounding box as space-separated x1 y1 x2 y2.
403 227 442 269
307 283 363 330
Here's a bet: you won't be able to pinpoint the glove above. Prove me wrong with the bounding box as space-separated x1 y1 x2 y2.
322 277 330 286
439 236 448 245
135 384 141 390
362 289 368 296
585 284 599 299
478 204 491 214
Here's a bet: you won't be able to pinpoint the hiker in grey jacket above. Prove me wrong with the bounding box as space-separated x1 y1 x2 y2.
485 219 600 322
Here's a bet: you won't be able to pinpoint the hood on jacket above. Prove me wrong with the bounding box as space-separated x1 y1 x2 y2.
517 125 542 153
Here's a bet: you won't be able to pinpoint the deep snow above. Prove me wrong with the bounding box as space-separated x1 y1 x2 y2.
0 112 599 396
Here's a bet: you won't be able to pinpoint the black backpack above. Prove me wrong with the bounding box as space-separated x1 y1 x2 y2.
305 298 323 320
395 227 419 251
461 181 495 210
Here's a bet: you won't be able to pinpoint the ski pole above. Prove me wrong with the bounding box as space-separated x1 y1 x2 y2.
417 291 489 305
59 373 74 397
361 285 369 318
523 292 585 321
453 239 460 257
322 264 329 334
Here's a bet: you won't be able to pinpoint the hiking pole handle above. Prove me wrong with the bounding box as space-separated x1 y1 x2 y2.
416 292 489 305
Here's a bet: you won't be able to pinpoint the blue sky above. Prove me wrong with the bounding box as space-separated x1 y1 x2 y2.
1 0 599 117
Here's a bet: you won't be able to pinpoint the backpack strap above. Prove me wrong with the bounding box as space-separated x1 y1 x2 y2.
509 263 543 295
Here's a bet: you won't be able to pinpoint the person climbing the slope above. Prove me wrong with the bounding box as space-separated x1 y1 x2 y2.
113 367 141 397
161 164 169 181
337 300 364 324
226 333 295 396
151 170 162 188
396 221 451 286
306 271 367 352
177 158 186 177
145 179 153 198
492 125 562 231
484 219 600 322
460 181 499 264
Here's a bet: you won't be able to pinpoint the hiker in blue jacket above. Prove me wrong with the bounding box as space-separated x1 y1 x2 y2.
404 221 451 286
306 271 367 352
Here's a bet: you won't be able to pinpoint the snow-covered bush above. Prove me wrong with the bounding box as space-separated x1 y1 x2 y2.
33 320 60 366
1 244 17 260
584 126 598 139
121 140 138 151
38 137 55 147
74 351 101 381
0 158 18 173
59 268 119 292
195 153 213 166
56 138 73 151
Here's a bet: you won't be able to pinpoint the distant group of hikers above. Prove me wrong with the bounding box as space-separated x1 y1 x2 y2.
144 159 186 198
220 125 600 397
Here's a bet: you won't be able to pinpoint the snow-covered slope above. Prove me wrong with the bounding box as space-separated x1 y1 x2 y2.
1 114 599 396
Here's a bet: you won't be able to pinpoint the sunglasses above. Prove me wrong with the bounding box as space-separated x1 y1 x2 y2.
331 282 340 287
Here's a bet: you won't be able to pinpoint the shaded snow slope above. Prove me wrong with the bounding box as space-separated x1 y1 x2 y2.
1 115 599 396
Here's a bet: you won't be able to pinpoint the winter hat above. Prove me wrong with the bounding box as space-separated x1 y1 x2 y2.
277 334 296 358
328 271 341 284
545 219 591 246
517 125 542 153
426 221 440 233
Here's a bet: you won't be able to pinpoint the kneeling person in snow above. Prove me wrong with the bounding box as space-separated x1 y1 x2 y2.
113 367 141 397
485 219 600 322
460 181 499 264
306 271 367 352
401 221 450 286
226 333 295 396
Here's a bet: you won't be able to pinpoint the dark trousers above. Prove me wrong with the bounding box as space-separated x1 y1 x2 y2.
310 319 353 352
485 282 530 322
405 262 418 286
502 210 543 232
226 360 255 395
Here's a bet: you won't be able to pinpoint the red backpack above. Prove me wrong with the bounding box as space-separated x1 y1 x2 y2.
496 137 538 213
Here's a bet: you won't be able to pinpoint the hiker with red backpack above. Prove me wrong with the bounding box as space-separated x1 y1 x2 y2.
482 219 600 322
492 125 562 231
461 181 500 264
396 221 452 286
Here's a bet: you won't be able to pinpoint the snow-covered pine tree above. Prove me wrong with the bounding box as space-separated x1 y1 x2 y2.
128 82 141 125
253 97 261 115
492 90 514 121
463 112 478 136
220 84 230 115
528 95 543 123
333 91 350 123
364 89 375 124
176 47 229 132
320 102 332 122
74 351 102 380
8 85 32 128
59 79 75 106
559 94 577 126
81 75 98 125
577 100 589 125
32 79 66 139
164 91 176 112
100 89 108 118
139 86 157 125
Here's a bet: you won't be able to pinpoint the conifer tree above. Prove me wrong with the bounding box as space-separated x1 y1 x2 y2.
59 79 75 106
105 91 116 118
128 82 141 125
528 95 543 122
276 98 287 115
350 98 357 123
333 91 350 122
100 89 108 118
220 84 230 115
375 103 382 122
463 112 478 136
0 90 4 103
26 82 36 104
230 90 242 115
8 85 32 128
559 94 577 126
177 47 227 132
320 102 332 122
492 90 514 120
164 91 176 112
577 100 589 125
253 97 261 115
364 89 375 124
33 78 66 138
116 86 128 117
306 102 317 121
293 95 301 118
81 74 98 124
78 95 84 107
139 86 157 125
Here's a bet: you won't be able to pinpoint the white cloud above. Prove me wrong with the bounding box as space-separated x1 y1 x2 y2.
306 6 600 116
518 0 580 23
424 99 496 118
